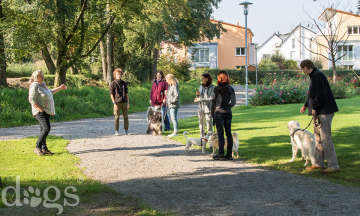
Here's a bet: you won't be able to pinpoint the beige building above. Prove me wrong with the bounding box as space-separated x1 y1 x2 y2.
160 19 255 70
313 8 360 70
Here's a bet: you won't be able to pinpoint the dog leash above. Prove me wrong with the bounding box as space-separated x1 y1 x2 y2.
291 114 321 138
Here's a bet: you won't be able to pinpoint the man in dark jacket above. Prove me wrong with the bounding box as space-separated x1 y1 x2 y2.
300 60 339 173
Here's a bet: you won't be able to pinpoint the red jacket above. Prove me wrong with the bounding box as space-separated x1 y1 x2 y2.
150 78 168 106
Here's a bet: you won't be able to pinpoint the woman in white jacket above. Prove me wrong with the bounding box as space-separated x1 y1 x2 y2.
194 73 215 147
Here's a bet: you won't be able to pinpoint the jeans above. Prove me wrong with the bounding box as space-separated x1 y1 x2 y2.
313 113 339 169
169 107 179 133
161 106 171 130
114 102 129 131
35 111 51 150
215 112 233 155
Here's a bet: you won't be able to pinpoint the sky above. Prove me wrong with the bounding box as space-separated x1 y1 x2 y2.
211 0 359 46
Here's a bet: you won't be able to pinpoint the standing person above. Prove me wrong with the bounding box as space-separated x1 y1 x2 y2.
109 68 131 136
165 74 180 137
150 71 170 131
211 70 236 160
194 73 215 148
28 70 67 156
300 59 340 173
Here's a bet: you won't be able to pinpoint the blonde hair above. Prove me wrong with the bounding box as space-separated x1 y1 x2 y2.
165 74 179 86
29 70 44 84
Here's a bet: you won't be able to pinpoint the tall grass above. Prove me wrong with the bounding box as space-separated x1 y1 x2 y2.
7 61 50 78
0 80 199 128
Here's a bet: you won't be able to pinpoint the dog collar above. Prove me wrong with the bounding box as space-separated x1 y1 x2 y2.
202 138 208 142
290 129 301 139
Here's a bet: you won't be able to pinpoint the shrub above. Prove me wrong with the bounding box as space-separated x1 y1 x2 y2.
270 51 285 64
259 59 279 70
283 60 299 70
329 80 348 99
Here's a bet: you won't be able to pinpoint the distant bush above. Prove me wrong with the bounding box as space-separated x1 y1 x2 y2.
283 60 299 70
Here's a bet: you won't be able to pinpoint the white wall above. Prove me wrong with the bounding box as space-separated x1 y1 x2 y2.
257 34 282 63
187 43 218 69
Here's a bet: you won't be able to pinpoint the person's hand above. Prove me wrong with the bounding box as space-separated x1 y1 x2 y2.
149 100 152 105
196 91 200 95
300 106 307 113
312 109 316 115
127 103 130 110
163 99 166 103
59 84 67 90
194 98 200 102
114 104 118 111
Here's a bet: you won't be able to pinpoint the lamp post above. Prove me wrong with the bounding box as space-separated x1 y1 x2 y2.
254 43 258 86
239 1 252 106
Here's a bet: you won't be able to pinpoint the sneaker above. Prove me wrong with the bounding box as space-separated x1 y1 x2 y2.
321 168 340 173
115 131 120 136
305 165 325 170
33 148 44 156
168 133 178 138
225 154 233 160
213 153 225 160
125 130 132 135
42 149 53 155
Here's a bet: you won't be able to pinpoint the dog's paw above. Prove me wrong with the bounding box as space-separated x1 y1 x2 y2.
289 159 295 162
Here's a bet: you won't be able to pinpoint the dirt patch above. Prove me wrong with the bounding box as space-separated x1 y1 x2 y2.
7 78 31 89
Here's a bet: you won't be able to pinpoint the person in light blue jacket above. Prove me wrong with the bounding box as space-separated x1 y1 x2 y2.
28 70 67 156
165 74 180 138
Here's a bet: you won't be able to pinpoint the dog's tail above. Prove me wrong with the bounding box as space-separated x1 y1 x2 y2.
183 131 189 139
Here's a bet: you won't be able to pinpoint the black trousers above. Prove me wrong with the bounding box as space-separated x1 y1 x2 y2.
35 112 51 150
215 112 233 155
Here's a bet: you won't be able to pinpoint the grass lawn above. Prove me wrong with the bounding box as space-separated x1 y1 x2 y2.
0 136 173 215
166 96 360 187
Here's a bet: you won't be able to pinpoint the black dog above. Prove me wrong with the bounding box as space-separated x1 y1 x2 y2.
146 109 163 135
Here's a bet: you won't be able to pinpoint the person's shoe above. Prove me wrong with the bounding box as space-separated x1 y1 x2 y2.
321 168 340 173
225 154 233 160
305 165 325 170
168 133 178 138
42 149 53 155
115 131 120 136
33 148 44 156
213 153 225 160
125 130 132 135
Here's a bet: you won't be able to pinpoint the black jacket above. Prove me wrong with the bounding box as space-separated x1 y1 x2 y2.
211 83 236 116
109 79 128 103
304 68 338 115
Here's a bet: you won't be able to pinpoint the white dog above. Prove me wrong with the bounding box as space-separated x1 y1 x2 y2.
209 132 240 158
287 120 316 166
183 131 210 153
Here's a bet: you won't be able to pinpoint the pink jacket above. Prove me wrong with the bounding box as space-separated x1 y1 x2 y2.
150 78 168 106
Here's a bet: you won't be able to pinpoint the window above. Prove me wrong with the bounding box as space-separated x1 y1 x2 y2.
339 65 354 69
235 47 245 56
194 49 210 63
275 43 281 48
348 26 360 35
290 51 295 59
263 54 270 59
292 39 295 49
236 66 245 69
337 45 354 60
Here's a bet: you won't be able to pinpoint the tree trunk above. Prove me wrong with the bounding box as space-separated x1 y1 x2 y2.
151 48 158 79
41 46 56 74
0 0 7 86
106 1 113 85
54 1 67 87
100 38 107 81
332 60 337 83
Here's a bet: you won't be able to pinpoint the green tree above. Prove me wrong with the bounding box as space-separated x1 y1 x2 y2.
259 58 279 70
283 59 299 70
270 51 285 64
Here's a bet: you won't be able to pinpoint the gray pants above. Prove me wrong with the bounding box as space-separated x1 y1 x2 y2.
313 113 339 169
198 112 213 147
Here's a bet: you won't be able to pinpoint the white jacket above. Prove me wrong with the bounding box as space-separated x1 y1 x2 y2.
197 84 215 114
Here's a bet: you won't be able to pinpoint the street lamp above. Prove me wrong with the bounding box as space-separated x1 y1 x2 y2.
239 1 252 106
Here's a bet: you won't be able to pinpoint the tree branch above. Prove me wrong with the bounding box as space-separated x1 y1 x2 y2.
66 0 88 43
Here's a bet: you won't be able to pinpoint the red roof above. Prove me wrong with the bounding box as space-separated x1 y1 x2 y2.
210 19 254 36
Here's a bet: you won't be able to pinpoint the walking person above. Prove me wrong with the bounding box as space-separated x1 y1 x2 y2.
109 68 131 136
150 71 170 131
165 74 180 137
300 60 340 173
28 70 67 156
211 70 236 160
194 73 215 147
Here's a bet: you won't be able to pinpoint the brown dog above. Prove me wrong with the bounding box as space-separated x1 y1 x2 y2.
209 132 239 158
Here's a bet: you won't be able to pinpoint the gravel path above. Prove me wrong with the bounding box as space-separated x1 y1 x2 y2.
1 86 360 215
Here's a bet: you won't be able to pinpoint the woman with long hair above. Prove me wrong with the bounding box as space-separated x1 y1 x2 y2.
165 74 180 137
150 71 170 130
211 70 236 160
194 73 215 147
28 70 67 156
